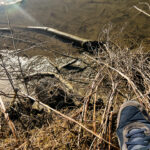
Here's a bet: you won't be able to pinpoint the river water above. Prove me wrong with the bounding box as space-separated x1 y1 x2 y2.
0 0 150 51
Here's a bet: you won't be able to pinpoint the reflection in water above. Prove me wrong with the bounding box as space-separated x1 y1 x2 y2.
0 0 40 26
0 0 22 6
0 0 149 51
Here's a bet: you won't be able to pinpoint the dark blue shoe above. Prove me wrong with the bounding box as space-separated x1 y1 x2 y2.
117 101 150 150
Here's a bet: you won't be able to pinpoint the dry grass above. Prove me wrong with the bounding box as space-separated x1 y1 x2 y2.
0 0 149 149
0 38 150 150
0 6 150 147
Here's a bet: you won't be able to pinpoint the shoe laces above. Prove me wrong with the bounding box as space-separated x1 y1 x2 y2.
126 128 150 150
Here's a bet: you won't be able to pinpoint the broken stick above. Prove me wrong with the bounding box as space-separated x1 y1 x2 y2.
0 26 104 52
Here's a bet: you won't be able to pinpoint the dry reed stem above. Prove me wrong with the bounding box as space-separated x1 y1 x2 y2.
83 71 101 121
83 68 105 121
133 5 150 17
99 70 117 137
102 82 118 134
93 86 98 149
0 96 17 139
99 81 118 147
78 74 104 146
84 54 150 110
15 141 27 150
20 92 119 149
77 73 104 146
109 111 113 150
93 88 97 133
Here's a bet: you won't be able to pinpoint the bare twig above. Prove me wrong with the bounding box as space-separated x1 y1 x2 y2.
6 11 29 94
93 85 98 149
101 81 118 135
77 73 105 147
133 5 150 17
83 68 105 121
109 111 113 150
93 87 97 133
84 54 150 110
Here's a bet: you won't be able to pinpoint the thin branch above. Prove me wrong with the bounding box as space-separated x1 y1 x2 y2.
93 87 97 133
133 5 150 17
6 10 29 94
84 54 150 110
0 55 17 95
77 73 105 146
139 2 150 10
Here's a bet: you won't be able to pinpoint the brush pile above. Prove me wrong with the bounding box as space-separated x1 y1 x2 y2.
0 40 150 150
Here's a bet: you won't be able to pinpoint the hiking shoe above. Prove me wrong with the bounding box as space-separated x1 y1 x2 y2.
117 101 150 150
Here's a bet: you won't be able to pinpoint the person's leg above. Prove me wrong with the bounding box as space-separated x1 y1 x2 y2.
117 101 150 150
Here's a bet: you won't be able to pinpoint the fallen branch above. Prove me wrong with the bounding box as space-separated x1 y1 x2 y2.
18 26 93 48
0 26 104 52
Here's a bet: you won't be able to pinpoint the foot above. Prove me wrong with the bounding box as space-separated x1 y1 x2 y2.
117 101 150 150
